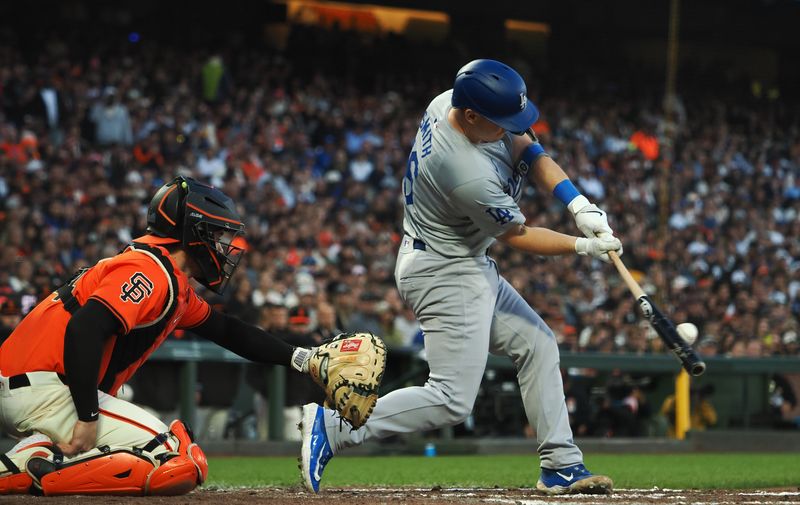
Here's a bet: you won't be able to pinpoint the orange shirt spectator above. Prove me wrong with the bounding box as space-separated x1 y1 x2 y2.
133 142 165 169
629 130 659 160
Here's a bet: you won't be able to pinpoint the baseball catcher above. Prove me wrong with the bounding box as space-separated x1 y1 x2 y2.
0 176 386 496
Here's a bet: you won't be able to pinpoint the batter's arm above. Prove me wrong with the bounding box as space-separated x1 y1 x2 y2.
498 223 621 262
497 224 577 255
510 133 569 192
512 132 618 245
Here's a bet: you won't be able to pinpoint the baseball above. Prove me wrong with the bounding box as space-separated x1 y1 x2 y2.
676 322 699 345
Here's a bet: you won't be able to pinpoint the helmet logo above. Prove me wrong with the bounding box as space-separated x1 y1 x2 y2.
520 93 527 111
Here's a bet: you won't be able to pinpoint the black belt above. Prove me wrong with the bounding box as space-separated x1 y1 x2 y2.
8 375 30 389
413 239 426 251
7 373 68 390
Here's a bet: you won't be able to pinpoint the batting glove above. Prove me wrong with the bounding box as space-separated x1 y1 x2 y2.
575 233 623 263
569 195 615 239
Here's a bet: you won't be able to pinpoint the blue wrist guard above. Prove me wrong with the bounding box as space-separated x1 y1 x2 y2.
516 143 548 176
553 179 581 206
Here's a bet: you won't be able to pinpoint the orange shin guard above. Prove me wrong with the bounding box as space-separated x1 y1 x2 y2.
36 451 154 496
145 452 201 496
0 472 33 494
144 420 207 496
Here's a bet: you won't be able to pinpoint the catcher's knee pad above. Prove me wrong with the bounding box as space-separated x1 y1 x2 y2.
145 420 207 496
29 447 156 496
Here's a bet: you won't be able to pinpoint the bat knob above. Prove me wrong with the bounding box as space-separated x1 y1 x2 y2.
690 361 707 377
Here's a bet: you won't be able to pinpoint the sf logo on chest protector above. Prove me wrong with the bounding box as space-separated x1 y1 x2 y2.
120 272 154 303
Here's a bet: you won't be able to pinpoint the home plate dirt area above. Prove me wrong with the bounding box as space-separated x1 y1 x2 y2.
4 487 800 504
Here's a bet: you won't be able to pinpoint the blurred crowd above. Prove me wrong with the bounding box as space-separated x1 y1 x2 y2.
0 22 799 361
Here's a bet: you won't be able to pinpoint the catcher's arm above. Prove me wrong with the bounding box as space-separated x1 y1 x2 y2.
195 310 301 366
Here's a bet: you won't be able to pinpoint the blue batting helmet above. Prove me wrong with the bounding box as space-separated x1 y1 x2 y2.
451 59 539 135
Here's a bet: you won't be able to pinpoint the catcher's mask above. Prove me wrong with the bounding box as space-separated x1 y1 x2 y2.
146 176 245 294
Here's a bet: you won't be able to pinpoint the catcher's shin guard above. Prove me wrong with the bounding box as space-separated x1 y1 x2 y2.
145 420 207 496
20 420 206 496
0 471 33 494
0 455 33 494
0 433 54 495
30 449 156 496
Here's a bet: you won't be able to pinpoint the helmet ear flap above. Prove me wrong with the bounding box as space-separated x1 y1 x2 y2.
146 177 190 243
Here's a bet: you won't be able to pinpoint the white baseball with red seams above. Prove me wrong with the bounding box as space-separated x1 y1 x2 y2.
676 323 699 345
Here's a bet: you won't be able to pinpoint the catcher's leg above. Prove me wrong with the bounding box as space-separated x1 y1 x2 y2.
21 420 206 496
145 420 208 495
488 277 611 495
0 433 51 494
0 373 204 495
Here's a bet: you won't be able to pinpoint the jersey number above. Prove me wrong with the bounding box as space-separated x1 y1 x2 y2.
403 150 419 205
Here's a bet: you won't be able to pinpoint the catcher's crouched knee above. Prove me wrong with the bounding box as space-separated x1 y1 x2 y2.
17 420 208 496
308 332 388 429
147 420 208 495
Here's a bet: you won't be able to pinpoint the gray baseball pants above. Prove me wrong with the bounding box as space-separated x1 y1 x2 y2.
325 238 583 468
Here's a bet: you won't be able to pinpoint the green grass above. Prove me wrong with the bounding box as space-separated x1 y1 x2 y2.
206 453 800 490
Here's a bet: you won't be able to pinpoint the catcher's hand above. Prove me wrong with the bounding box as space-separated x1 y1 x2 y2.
307 332 387 429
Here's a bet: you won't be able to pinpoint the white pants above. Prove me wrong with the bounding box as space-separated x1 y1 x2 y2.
0 372 176 472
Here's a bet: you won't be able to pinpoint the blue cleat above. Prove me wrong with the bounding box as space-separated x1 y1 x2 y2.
299 403 334 493
536 463 613 495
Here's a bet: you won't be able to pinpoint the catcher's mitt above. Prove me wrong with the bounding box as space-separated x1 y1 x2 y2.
307 332 387 429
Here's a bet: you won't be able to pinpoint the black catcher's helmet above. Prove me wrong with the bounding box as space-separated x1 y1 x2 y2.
146 176 245 294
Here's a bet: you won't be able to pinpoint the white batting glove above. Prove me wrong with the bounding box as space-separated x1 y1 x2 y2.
568 195 614 239
575 233 623 263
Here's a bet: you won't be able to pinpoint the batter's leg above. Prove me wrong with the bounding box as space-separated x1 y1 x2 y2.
299 252 501 492
334 252 502 449
488 276 583 468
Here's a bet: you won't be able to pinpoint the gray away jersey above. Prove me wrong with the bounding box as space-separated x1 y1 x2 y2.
401 90 526 257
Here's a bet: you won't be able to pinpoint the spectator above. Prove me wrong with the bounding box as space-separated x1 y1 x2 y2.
660 384 718 438
0 294 22 345
313 301 341 343
0 20 796 367
201 55 233 103
768 374 799 429
90 88 133 146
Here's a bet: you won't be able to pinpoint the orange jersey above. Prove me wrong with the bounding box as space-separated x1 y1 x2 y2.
0 238 211 395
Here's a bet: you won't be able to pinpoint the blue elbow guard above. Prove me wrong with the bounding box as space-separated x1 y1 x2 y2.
553 179 581 206
516 143 548 175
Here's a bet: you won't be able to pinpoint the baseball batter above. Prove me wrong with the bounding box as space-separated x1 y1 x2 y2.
301 59 620 495
0 176 320 496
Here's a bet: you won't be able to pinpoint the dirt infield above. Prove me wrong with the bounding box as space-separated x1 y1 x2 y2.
3 487 800 504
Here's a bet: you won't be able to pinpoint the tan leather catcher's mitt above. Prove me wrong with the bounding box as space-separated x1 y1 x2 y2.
307 332 387 429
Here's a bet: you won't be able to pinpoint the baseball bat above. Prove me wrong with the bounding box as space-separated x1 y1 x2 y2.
608 251 707 376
